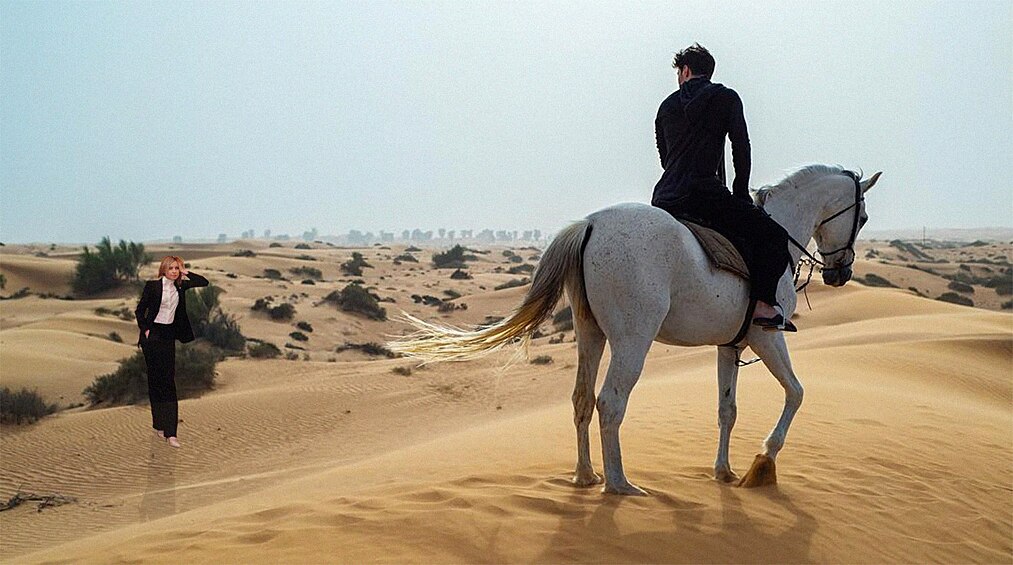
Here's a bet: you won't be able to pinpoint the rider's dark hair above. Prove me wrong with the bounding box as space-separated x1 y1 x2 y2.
672 43 715 78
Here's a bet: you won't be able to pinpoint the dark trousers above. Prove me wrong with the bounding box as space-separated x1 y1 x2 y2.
657 190 792 306
141 323 178 438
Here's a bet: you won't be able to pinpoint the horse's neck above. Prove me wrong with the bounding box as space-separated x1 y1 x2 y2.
763 189 822 267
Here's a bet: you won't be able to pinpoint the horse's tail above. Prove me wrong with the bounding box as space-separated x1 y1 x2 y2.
387 219 594 363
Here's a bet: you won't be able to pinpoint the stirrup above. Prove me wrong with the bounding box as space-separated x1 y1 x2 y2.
752 314 797 332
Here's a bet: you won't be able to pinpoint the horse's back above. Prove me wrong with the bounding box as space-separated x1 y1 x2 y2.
582 203 749 346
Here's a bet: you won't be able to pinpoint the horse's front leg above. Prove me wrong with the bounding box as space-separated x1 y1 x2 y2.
714 346 741 483
738 332 804 488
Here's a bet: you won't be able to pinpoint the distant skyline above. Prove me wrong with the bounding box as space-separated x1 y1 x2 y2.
2 1 1011 244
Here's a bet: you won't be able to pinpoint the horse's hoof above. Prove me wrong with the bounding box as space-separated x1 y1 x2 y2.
603 482 648 496
715 467 740 483
572 471 604 487
737 454 777 488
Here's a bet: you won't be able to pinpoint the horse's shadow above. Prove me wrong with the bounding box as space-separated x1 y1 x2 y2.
532 477 818 563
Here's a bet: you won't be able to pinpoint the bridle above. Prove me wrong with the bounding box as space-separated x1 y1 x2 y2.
815 169 864 272
769 170 865 296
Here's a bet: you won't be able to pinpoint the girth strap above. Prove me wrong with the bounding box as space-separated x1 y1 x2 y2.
720 298 757 347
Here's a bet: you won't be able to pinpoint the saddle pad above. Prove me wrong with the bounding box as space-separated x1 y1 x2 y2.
682 221 750 279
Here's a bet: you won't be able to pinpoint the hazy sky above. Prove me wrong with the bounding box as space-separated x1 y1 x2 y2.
2 0 1011 244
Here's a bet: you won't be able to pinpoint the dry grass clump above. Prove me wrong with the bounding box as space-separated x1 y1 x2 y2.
248 341 282 359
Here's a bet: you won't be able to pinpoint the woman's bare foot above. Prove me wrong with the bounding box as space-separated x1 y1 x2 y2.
167 437 181 448
154 430 165 439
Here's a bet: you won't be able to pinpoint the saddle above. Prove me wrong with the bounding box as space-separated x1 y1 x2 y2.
680 220 749 279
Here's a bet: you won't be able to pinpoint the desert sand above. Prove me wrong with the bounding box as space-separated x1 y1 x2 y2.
1 239 1011 563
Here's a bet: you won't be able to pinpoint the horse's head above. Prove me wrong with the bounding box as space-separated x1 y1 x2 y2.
812 171 881 286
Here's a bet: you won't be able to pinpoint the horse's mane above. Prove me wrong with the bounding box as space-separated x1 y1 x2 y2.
755 164 855 202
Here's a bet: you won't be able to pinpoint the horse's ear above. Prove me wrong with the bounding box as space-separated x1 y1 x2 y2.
861 171 882 193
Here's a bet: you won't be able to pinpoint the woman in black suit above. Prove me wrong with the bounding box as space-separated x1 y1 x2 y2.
134 255 209 448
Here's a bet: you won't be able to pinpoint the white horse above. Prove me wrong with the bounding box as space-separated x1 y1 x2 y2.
390 165 881 494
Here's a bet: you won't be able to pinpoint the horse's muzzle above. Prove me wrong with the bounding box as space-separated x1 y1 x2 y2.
822 266 852 287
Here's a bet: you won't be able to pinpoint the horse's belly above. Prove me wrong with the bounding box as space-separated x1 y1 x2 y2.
656 270 748 346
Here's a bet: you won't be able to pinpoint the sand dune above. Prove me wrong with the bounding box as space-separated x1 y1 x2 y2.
1 241 1010 563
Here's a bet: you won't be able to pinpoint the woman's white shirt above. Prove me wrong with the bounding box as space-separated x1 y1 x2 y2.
153 277 179 324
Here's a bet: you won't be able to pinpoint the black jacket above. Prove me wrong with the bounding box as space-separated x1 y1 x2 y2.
652 77 751 207
134 272 209 346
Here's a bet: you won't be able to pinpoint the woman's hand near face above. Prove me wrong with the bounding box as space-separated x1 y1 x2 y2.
145 329 150 338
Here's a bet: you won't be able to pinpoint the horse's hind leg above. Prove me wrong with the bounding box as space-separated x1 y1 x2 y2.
597 335 654 496
572 315 606 487
714 346 741 483
738 333 804 488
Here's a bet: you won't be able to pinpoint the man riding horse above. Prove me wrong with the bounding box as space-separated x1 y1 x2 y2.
653 43 795 331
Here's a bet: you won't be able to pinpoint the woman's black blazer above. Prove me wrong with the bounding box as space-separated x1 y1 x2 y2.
134 272 209 346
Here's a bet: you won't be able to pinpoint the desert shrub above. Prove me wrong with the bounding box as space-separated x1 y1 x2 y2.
73 237 151 295
947 281 975 294
84 345 219 405
269 242 283 248
252 297 273 311
341 252 373 276
204 311 246 351
907 287 926 297
0 273 5 290
530 355 553 365
959 264 971 271
502 250 515 257
248 341 282 359
437 301 457 313
394 254 419 263
433 245 477 269
232 249 256 257
981 275 1013 295
1002 300 1012 310
1 387 58 424
95 306 134 321
411 294 443 306
302 279 316 285
325 284 386 320
290 266 323 280
269 302 296 321
443 289 462 299
552 306 574 331
296 254 316 261
264 268 284 280
295 243 312 250
936 292 974 307
858 273 897 288
392 366 412 376
285 351 300 360
405 246 422 252
508 263 535 275
508 255 523 263
296 321 313 332
494 278 529 291
289 331 309 342
335 342 397 358
450 269 472 280
108 332 123 343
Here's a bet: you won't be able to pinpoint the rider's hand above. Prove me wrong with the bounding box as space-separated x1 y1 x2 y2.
145 329 150 338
